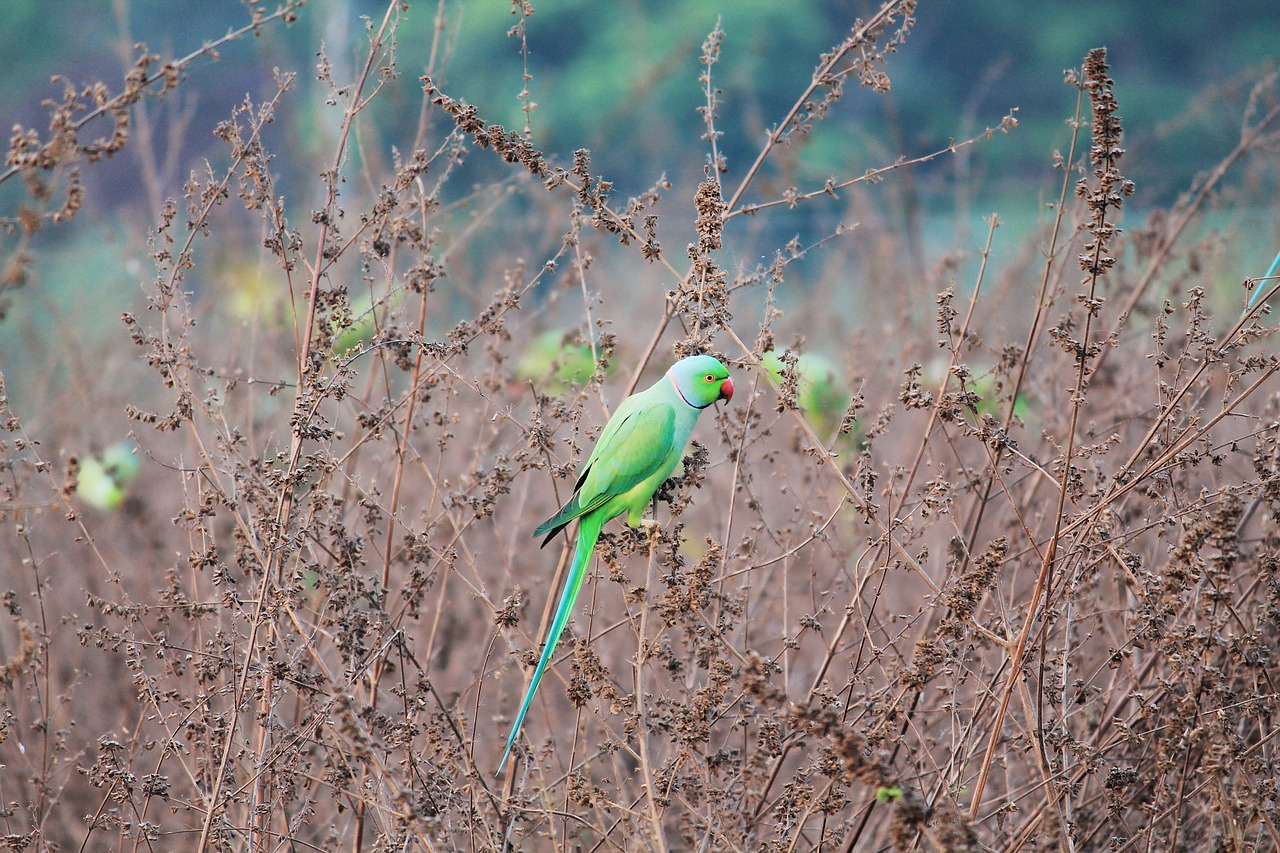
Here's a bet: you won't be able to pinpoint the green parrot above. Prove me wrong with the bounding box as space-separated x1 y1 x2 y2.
762 350 849 437
972 373 1032 424
497 354 734 774
924 358 1031 425
332 287 405 356
515 329 604 393
75 442 141 511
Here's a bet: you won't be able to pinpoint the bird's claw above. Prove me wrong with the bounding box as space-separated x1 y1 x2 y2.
638 519 662 547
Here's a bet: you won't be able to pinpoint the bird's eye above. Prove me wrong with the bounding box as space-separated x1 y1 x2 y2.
705 374 715 382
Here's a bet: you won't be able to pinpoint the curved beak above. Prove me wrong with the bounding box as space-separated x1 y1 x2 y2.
719 377 734 403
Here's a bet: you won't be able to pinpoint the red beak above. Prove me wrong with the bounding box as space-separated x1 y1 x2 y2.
720 377 734 402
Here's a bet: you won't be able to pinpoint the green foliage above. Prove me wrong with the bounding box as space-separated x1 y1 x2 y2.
418 0 830 180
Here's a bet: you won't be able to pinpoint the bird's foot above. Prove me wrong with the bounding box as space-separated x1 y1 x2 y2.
638 518 662 548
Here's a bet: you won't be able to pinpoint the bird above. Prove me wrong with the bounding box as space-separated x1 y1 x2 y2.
75 442 141 511
497 353 734 774
514 329 607 394
761 350 847 436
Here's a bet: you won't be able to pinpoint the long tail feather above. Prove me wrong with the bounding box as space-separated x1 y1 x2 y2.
1245 248 1280 315
497 510 604 775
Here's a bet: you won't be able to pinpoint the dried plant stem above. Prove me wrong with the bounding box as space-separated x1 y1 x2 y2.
729 118 1017 220
375 259 431 664
194 5 401 851
0 2 307 190
624 0 925 391
892 213 1000 532
1098 99 1280 366
955 75 1086 590
719 323 937 596
722 0 912 217
634 535 669 853
971 48 1128 821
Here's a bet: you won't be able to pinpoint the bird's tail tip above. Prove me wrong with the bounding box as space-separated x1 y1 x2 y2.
495 741 517 777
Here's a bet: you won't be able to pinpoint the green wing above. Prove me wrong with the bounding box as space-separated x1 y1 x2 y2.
579 401 676 506
534 397 676 543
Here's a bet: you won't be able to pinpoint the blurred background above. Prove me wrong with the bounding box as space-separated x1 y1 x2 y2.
2 0 1278 411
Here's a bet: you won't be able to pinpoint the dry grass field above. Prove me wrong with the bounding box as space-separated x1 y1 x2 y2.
4 2 1280 850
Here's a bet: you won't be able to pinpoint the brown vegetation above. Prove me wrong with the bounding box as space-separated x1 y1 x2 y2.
3 2 1280 851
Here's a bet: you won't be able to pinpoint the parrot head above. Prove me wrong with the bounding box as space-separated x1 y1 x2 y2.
667 354 733 409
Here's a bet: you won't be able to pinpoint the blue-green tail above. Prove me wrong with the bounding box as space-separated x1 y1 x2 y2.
496 511 603 775
1245 249 1280 315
